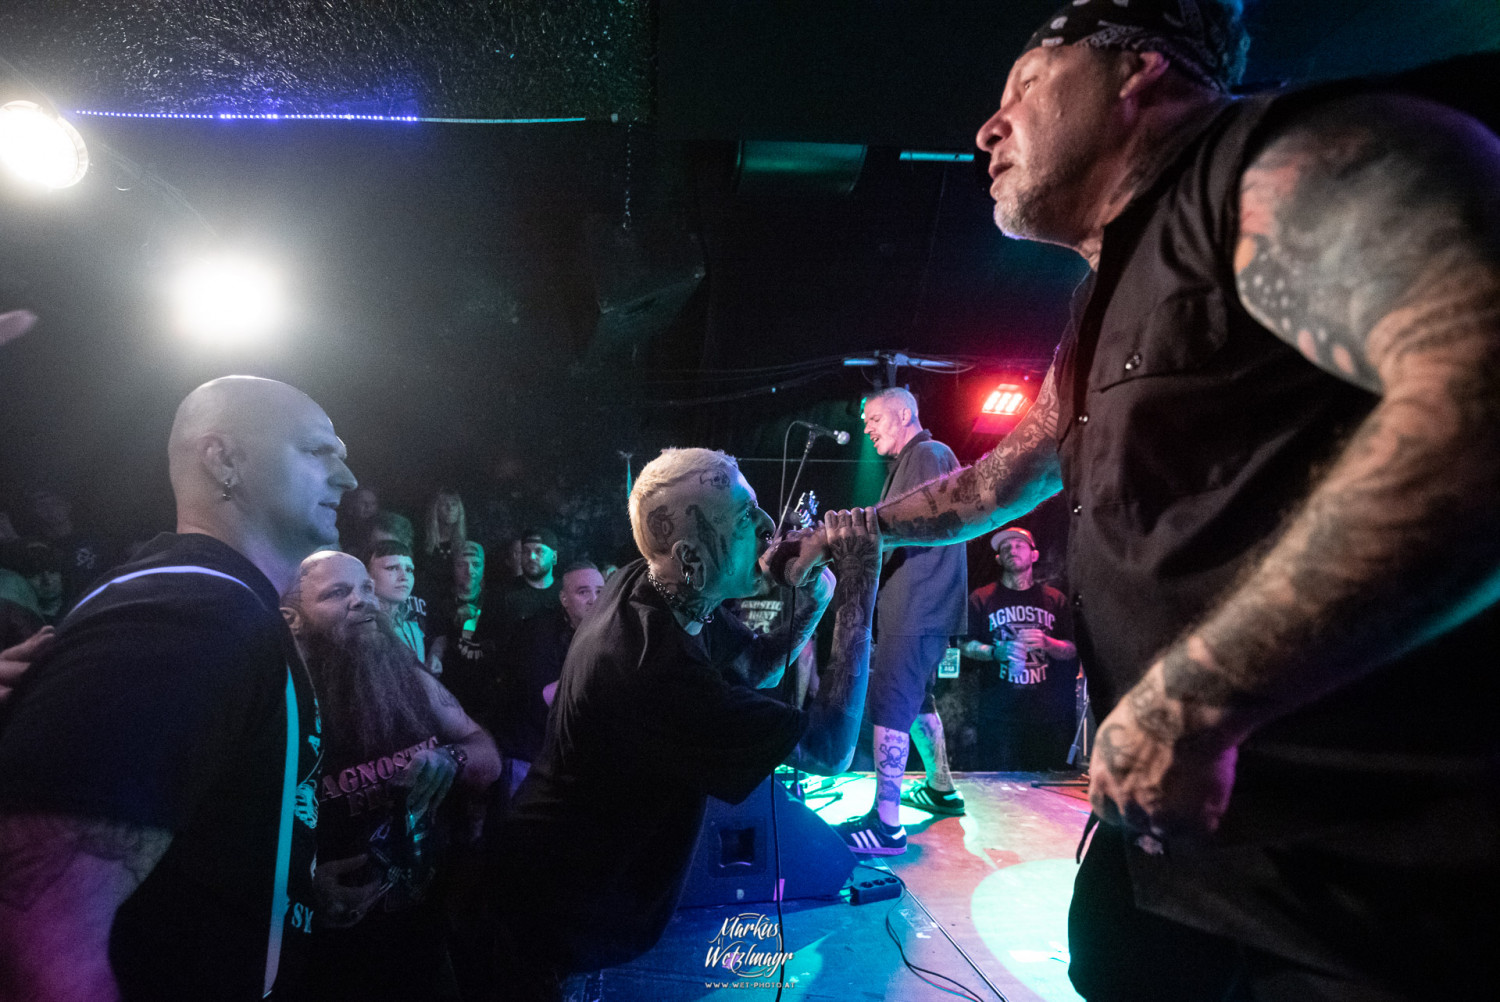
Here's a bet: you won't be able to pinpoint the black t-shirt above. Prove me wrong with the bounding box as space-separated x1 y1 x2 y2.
483 577 560 644
456 579 558 734
496 559 808 973
413 542 456 603
50 530 115 608
0 533 321 1001
966 581 1077 723
499 607 574 762
318 728 444 916
432 589 493 725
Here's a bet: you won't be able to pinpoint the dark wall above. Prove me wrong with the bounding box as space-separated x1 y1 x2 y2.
1 1 1496 550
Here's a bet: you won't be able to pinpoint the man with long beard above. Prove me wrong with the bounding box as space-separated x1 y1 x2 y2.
282 550 499 1002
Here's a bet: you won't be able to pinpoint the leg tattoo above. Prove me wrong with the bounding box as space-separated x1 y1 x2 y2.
874 725 910 826
910 712 954 791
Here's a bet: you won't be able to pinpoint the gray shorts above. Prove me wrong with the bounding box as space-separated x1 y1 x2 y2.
866 634 947 730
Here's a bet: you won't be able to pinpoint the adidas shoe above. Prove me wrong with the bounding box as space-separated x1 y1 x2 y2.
836 812 907 856
900 781 966 817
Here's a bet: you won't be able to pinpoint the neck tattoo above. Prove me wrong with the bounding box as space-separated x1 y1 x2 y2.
647 568 714 624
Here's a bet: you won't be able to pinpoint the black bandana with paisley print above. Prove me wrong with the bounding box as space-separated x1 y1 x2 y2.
1023 0 1242 93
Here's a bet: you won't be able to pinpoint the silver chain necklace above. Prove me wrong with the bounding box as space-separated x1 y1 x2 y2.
646 569 714 624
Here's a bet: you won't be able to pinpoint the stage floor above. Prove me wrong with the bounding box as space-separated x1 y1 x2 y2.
591 771 1092 1002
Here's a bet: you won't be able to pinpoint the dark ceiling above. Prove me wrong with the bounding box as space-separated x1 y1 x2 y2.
0 1 1496 538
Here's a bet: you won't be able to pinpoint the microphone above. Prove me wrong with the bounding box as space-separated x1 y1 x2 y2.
796 420 851 445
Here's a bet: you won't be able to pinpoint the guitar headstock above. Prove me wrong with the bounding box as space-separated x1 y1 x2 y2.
791 490 819 530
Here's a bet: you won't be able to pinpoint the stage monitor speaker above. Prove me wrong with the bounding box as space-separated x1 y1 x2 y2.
678 774 854 908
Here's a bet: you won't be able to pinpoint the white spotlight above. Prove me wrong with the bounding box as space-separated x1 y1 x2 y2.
0 100 89 189
172 256 284 343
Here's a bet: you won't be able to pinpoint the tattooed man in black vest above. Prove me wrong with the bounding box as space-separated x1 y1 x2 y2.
776 3 1500 999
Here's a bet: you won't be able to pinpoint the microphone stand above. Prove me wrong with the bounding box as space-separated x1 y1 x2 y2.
774 426 818 812
775 430 818 534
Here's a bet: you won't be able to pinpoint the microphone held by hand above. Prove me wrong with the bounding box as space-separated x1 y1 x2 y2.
760 529 830 587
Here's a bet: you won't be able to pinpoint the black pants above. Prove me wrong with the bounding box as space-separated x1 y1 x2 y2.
1068 822 1495 1002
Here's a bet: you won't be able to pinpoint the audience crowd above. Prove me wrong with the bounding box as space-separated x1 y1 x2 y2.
0 448 1081 1002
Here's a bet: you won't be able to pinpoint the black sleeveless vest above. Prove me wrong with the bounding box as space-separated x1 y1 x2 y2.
1053 55 1500 961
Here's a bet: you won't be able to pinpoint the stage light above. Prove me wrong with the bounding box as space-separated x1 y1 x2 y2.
973 381 1035 436
171 256 283 342
981 383 1031 417
0 100 89 189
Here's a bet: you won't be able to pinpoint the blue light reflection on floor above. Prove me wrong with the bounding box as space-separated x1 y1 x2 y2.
971 858 1083 1002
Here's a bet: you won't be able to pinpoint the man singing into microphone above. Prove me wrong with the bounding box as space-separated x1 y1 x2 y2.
493 448 882 998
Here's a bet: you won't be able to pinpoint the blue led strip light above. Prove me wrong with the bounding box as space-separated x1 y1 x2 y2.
898 151 974 162
72 110 589 124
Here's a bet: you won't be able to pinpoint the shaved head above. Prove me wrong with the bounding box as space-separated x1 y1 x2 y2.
169 376 318 486
170 376 357 592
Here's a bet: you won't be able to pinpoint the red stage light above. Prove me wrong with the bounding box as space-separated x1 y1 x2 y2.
972 381 1034 436
981 383 1030 417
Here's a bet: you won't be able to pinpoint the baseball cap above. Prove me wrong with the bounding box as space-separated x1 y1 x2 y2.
521 527 560 552
989 527 1036 551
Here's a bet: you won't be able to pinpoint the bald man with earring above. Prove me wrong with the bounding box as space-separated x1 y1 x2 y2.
0 376 356 1001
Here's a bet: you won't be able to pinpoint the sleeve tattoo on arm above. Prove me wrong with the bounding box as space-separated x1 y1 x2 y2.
813 524 878 706
1177 91 1500 717
878 366 1062 544
1089 95 1500 836
0 813 171 911
1237 93 1500 394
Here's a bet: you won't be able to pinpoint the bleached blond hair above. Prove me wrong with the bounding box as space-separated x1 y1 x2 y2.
628 448 740 558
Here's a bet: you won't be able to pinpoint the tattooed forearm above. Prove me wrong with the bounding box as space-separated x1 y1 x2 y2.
1187 364 1500 729
878 366 1063 545
795 517 881 774
0 813 170 911
960 639 994 661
